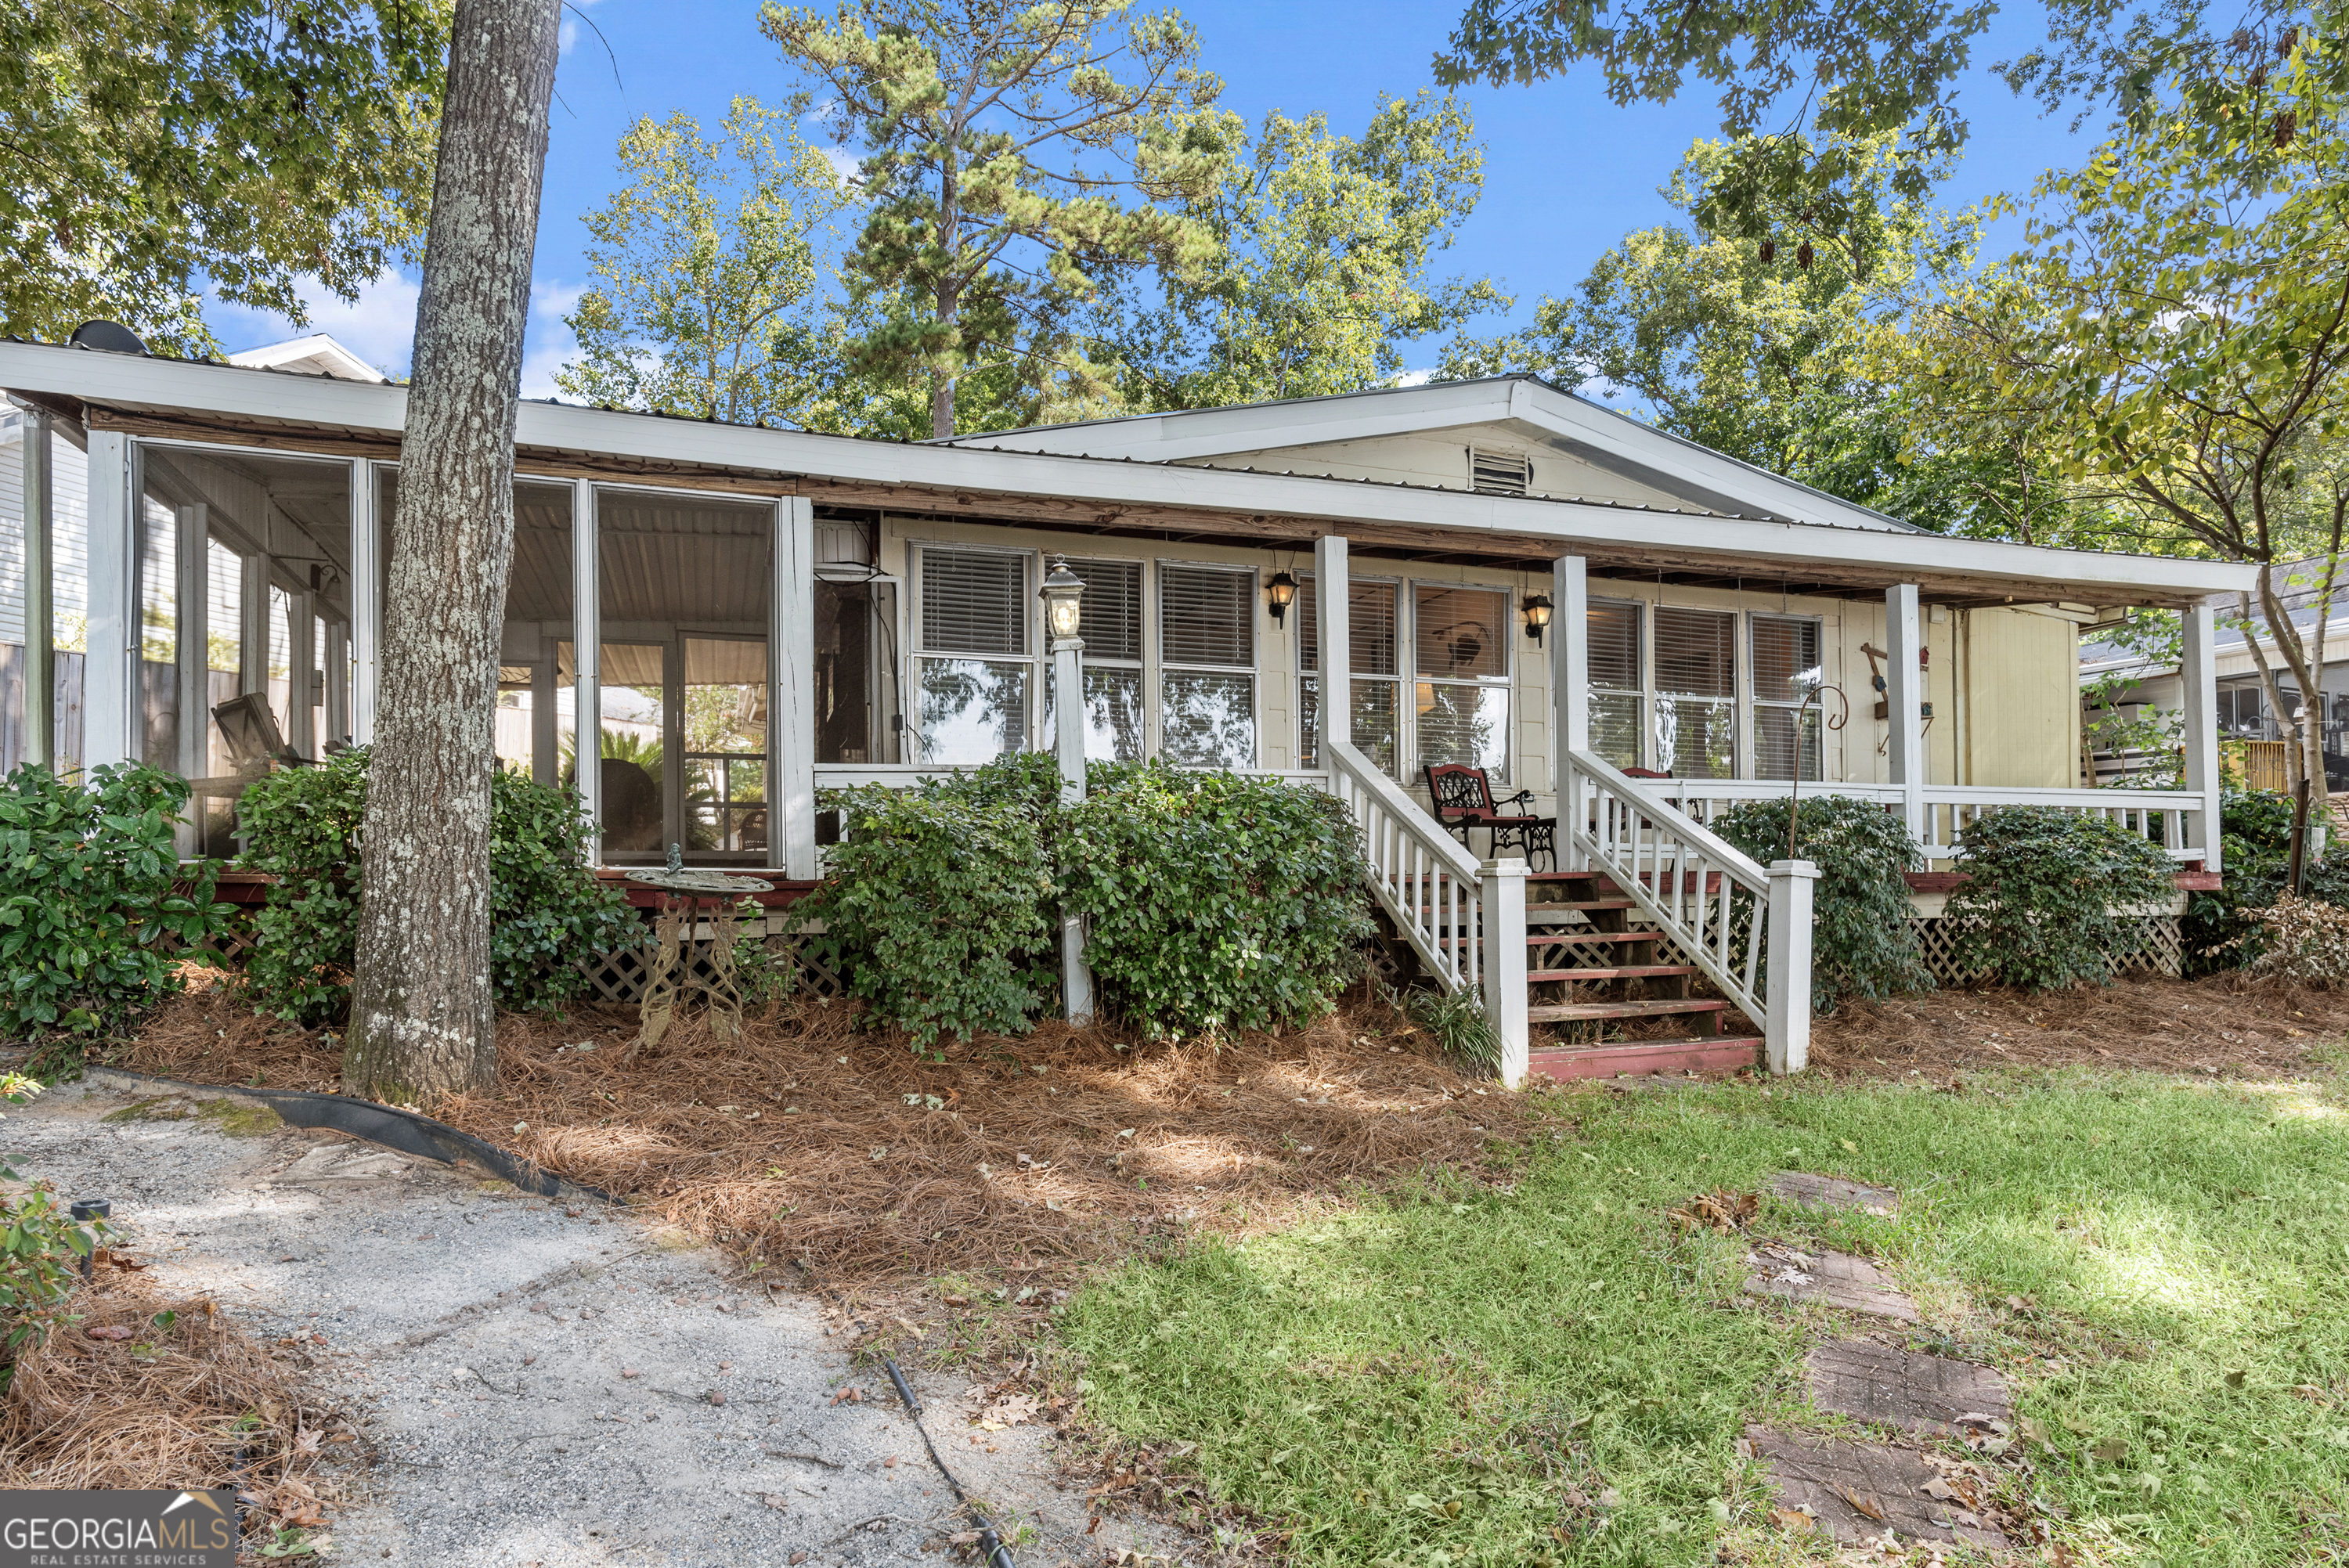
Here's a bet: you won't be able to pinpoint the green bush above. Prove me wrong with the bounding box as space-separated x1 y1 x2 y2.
801 762 1059 1049
0 763 232 1039
1711 795 1932 1011
1945 806 2179 991
2181 788 2349 971
237 752 635 1022
1062 762 1372 1039
803 755 1371 1048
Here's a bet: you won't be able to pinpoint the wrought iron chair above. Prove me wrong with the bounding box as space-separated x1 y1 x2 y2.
1422 763 1557 871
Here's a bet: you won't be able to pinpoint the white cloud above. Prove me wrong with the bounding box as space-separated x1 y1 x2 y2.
519 278 587 400
818 143 865 186
1394 368 1434 388
557 0 607 58
206 272 423 378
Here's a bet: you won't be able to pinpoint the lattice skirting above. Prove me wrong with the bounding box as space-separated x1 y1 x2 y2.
1908 914 2183 986
568 925 844 1005
1618 913 2185 989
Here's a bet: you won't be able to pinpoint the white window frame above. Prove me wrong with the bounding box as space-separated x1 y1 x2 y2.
1296 570 1402 775
1046 551 1150 762
908 539 1037 762
1407 577 1515 785
1748 610 1825 782
1156 557 1259 769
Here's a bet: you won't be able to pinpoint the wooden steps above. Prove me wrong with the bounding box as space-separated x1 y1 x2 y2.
1528 996 1727 1023
1525 964 1697 983
1527 1036 1763 1082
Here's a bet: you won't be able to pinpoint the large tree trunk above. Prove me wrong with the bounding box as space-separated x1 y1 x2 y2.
345 0 560 1100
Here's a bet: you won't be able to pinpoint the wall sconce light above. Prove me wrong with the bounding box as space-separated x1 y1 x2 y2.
1265 570 1298 629
1040 557 1085 642
1521 593 1553 647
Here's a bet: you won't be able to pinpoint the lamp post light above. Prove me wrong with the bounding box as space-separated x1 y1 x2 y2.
1039 557 1094 1024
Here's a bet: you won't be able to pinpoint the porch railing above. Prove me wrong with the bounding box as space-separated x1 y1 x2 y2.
1609 777 2207 863
1564 750 1815 1074
1326 736 1531 1085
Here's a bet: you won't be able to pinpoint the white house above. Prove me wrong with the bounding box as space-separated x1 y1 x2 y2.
1 337 2253 1084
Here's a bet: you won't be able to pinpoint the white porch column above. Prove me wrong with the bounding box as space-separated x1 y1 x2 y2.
2181 600 2222 874
21 409 52 770
1885 584 1926 845
772 496 817 880
1554 554 1589 870
1052 628 1093 1025
348 460 379 744
1764 859 1818 1074
572 478 600 859
1481 857 1530 1088
83 431 137 769
1313 532 1349 753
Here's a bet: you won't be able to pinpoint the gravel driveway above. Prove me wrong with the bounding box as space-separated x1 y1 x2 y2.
4 1071 1185 1568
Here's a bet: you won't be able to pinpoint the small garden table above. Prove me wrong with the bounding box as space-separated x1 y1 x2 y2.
623 865 774 1057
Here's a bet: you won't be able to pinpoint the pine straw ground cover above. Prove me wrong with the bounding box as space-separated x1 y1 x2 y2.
0 1269 346 1556
120 972 1541 1289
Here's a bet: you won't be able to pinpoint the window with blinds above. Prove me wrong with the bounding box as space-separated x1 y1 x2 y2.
1042 556 1145 760
918 547 1026 657
1160 563 1255 766
1297 576 1400 773
1654 605 1736 778
915 546 1031 765
1414 583 1510 779
1587 599 1643 769
1752 613 1822 780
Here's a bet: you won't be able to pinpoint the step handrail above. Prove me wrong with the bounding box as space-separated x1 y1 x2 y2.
1326 736 1485 995
1564 748 1780 1033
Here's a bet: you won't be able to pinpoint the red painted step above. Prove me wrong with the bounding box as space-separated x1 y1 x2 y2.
1525 964 1698 983
1528 997 1727 1023
1527 1036 1762 1082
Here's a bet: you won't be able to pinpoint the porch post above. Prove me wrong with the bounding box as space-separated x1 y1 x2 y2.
348 460 378 744
1052 627 1094 1025
2181 600 2222 874
1885 584 1926 845
1480 857 1529 1088
21 409 52 770
239 550 269 699
1554 554 1589 870
1764 859 1818 1074
772 496 817 880
571 478 600 859
287 591 316 758
1313 532 1349 754
529 655 557 785
83 430 137 769
174 506 209 782
324 621 349 746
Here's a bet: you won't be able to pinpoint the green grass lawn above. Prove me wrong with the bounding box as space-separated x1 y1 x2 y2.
1058 1062 2349 1566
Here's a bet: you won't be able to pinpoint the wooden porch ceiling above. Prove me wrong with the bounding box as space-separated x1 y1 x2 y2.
66 399 2192 611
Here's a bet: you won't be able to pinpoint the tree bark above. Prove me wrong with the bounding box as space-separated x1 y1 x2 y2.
345 0 560 1100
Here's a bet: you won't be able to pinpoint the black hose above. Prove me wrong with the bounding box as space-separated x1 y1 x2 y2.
882 1354 1016 1568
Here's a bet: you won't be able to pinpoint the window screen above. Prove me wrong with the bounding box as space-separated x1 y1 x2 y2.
1299 578 1402 773
920 548 1025 655
1587 599 1643 769
1752 615 1822 705
1414 584 1510 779
1160 566 1253 667
1654 606 1735 778
1752 614 1823 781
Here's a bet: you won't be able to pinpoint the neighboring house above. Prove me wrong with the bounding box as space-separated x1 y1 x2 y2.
0 343 2251 1084
2081 561 2349 788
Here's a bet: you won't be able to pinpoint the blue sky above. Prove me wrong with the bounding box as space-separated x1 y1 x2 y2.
206 1 2100 395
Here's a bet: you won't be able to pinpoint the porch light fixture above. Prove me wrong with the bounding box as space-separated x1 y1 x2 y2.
1265 570 1298 628
1041 557 1085 642
1521 593 1553 647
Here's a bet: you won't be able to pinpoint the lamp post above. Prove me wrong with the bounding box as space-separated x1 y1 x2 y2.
1040 557 1094 1024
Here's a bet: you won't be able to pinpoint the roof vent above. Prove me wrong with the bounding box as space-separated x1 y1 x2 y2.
1470 448 1530 496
